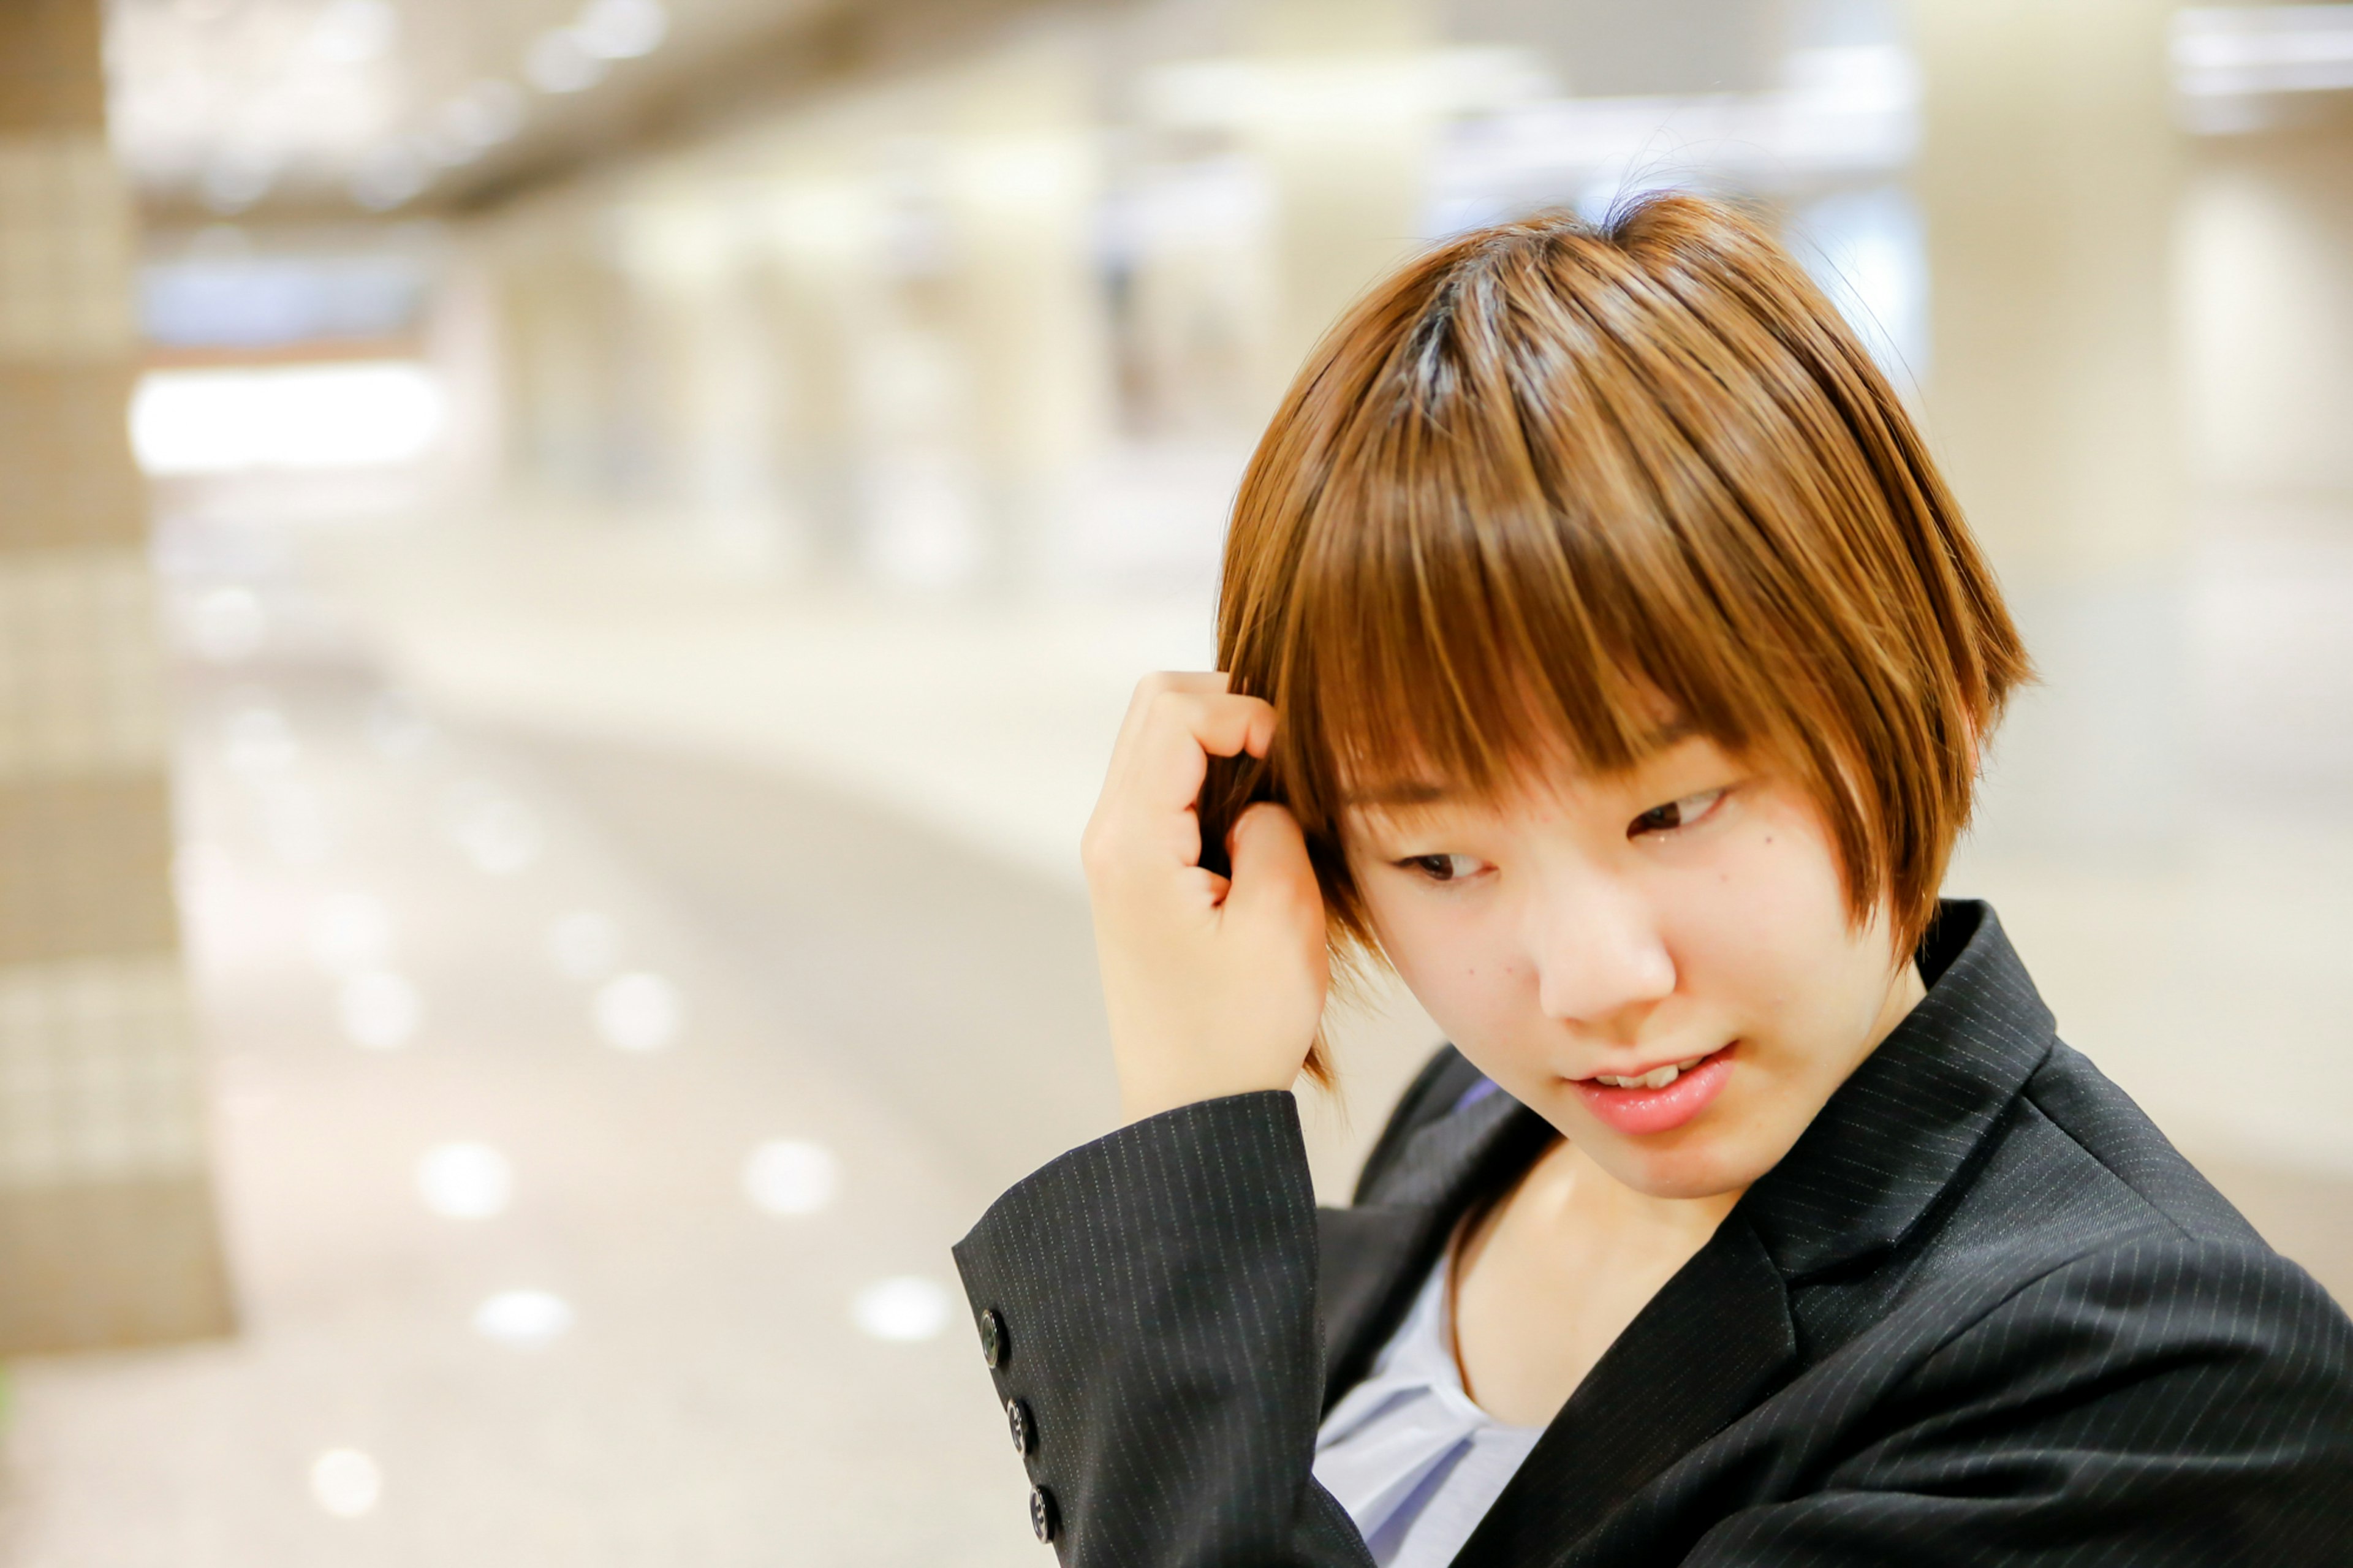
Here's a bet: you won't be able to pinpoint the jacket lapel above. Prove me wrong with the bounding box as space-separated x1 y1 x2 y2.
1317 1091 1556 1412
1453 1213 1796 1566
1740 901 2055 1279
1316 1203 1450 1412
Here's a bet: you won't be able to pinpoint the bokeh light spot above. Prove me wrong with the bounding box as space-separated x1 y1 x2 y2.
416 1142 512 1219
593 971 682 1051
851 1276 951 1342
743 1138 839 1216
308 1448 381 1517
472 1289 575 1346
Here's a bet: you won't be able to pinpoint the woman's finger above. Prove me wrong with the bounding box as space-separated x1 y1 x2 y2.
1086 688 1277 884
1116 690 1276 819
1107 671 1230 763
1220 801 1322 935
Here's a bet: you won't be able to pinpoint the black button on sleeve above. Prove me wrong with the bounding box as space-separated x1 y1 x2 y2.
1006 1396 1034 1455
977 1306 1006 1369
1029 1484 1057 1543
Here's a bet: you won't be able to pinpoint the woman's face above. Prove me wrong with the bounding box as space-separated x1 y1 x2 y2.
1343 733 1921 1202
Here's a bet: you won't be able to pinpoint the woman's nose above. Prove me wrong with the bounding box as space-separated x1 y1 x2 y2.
1525 875 1677 1028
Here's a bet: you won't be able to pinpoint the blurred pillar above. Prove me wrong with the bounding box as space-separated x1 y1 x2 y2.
757 172 889 575
498 235 631 503
2179 137 2353 507
0 0 233 1350
1911 0 2188 858
424 248 508 506
1244 0 1436 406
941 42 1115 590
616 196 781 563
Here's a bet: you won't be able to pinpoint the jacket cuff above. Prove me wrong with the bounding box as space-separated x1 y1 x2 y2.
950 1091 1324 1561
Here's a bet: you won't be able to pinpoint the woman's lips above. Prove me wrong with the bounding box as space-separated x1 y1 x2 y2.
1571 1044 1736 1135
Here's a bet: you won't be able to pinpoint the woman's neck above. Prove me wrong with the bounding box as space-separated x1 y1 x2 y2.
1450 1137 1742 1424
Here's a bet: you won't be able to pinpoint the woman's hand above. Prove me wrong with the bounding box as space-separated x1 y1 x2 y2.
1082 672 1330 1124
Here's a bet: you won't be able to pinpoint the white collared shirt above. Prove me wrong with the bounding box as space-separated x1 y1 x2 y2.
1312 1253 1546 1567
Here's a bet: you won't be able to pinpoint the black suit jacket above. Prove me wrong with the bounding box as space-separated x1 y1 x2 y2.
952 903 2353 1565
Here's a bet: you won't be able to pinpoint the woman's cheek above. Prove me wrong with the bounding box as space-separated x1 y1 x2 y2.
1376 896 1515 1047
1672 792 1860 1038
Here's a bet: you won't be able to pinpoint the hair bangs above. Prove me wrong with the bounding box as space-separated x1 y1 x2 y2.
1277 405 1694 836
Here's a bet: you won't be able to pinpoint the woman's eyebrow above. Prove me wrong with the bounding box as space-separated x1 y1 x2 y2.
1642 716 1698 751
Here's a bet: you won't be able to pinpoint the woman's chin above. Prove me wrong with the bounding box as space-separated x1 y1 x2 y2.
1572 1119 1771 1203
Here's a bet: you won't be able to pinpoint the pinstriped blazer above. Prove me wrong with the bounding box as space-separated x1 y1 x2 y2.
952 902 2353 1565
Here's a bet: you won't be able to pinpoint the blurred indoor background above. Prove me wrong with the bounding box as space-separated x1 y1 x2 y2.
0 0 2348 1561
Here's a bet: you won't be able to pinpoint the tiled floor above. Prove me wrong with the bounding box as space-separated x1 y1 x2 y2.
0 657 1047 1566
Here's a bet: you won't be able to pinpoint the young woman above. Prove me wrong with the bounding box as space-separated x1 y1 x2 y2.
952 195 2353 1566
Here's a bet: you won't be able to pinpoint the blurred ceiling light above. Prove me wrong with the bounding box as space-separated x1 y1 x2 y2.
2175 6 2353 96
526 29 608 94
132 362 447 474
444 80 526 149
309 0 398 64
1142 47 1550 132
575 0 669 60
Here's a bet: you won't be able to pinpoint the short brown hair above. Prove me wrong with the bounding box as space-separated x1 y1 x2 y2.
1207 194 2028 1048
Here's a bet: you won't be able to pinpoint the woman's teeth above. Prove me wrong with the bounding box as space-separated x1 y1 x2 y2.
1593 1055 1708 1091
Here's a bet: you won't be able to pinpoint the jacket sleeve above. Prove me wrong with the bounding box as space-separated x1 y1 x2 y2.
950 1091 1377 1568
1682 1237 2353 1566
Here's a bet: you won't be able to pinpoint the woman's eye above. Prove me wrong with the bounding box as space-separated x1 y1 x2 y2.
1629 788 1727 838
1401 853 1480 883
